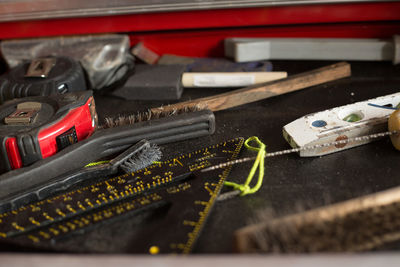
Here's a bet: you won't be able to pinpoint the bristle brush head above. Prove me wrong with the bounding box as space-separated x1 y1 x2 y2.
235 196 400 253
120 142 162 173
109 140 162 173
102 104 206 128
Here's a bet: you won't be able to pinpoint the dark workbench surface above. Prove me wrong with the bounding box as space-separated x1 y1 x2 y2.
92 60 400 253
3 60 400 254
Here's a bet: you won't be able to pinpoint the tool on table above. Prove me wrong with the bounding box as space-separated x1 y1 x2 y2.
112 64 286 100
0 91 97 173
0 138 244 254
225 35 400 64
0 88 215 205
0 139 161 213
202 98 400 172
283 92 400 156
0 57 87 104
151 62 351 113
0 107 215 205
234 173 400 253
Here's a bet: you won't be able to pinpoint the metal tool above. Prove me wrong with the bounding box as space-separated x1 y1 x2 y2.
0 138 244 254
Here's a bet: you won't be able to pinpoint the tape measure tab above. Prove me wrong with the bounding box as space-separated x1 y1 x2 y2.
4 102 42 125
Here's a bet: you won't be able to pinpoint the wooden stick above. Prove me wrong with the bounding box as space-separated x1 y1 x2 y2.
151 62 351 113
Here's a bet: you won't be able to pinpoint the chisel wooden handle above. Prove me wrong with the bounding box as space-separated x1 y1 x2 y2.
152 62 351 113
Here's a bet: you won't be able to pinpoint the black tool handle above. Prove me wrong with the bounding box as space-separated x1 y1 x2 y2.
0 140 152 213
0 110 215 201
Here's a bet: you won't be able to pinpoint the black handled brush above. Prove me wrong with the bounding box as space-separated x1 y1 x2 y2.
0 108 215 204
0 139 162 213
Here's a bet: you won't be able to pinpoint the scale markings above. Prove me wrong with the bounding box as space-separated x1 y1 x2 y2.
0 138 244 255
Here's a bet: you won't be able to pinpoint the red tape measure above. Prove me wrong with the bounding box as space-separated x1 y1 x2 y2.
0 91 97 173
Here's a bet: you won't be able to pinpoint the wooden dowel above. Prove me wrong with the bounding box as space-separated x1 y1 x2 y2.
151 62 351 113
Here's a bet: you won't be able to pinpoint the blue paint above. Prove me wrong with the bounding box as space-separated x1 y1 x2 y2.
312 120 327 127
368 103 398 110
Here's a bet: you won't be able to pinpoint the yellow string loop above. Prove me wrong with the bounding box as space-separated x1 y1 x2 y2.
224 136 266 196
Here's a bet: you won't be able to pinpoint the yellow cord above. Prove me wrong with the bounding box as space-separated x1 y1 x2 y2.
85 160 161 168
85 161 109 167
224 136 266 196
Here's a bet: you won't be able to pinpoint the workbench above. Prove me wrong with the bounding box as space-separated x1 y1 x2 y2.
1 0 400 264
0 59 399 257
57 60 399 253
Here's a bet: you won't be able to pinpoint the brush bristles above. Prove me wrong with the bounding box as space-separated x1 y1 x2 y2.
103 104 205 128
236 200 400 253
120 143 162 173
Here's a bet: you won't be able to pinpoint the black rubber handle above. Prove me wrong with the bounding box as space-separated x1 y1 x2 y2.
0 110 215 202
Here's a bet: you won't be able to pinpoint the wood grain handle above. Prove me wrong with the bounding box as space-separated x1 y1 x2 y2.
151 62 351 113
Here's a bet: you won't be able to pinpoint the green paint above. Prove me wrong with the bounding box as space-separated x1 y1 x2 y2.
343 113 362 122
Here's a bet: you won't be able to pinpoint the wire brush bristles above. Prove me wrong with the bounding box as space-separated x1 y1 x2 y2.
235 185 400 253
120 142 162 173
102 104 206 129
